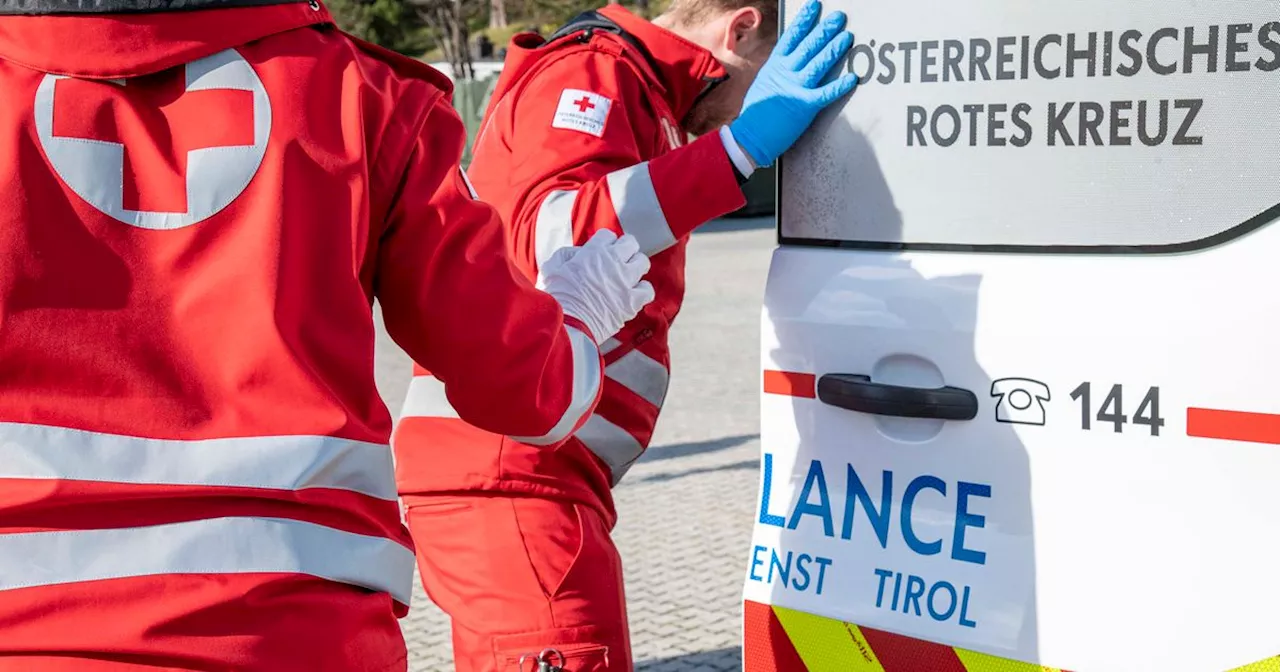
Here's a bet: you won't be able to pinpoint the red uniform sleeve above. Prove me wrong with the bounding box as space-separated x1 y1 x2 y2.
375 92 601 444
492 50 747 275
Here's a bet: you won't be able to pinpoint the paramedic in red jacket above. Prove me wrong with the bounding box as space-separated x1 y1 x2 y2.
394 0 858 668
0 2 655 670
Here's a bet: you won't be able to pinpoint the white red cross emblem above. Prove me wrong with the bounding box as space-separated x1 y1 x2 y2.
34 49 272 230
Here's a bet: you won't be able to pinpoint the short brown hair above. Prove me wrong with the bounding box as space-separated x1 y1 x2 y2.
663 0 779 43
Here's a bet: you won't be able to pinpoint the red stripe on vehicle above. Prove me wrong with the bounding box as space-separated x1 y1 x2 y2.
742 601 808 672
764 371 816 399
1187 407 1280 445
859 626 968 672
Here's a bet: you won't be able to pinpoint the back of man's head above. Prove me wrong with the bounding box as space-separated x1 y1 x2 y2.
661 0 778 45
656 0 779 134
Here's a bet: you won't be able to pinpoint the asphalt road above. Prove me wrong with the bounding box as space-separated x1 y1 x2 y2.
372 218 776 670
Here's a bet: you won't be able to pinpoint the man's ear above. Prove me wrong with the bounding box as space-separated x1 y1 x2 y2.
723 6 764 54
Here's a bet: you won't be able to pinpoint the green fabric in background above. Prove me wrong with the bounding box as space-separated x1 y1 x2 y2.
452 74 501 170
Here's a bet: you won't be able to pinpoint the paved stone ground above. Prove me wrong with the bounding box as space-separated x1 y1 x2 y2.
373 218 775 671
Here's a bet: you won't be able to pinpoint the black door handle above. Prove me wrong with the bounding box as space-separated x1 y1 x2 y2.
817 374 978 421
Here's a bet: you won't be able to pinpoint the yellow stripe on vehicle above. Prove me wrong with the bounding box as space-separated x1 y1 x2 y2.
1226 655 1280 672
772 605 886 672
953 647 1063 672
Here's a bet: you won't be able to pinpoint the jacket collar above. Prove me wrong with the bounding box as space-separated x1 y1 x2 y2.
0 0 328 78
596 4 726 122
0 0 302 15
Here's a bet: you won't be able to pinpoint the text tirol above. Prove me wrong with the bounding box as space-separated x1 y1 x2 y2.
757 454 991 628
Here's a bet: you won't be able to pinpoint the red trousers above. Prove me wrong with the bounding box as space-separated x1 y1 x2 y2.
404 494 632 671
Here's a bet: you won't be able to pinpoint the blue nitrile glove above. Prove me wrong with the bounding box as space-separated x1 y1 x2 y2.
728 0 859 168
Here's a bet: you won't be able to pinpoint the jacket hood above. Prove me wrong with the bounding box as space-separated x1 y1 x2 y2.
596 4 726 122
0 0 331 79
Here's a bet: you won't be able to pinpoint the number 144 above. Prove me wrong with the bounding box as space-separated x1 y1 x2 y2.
1069 383 1165 436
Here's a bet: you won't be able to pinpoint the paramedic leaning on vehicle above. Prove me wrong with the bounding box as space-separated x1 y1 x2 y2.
393 0 858 668
0 2 655 669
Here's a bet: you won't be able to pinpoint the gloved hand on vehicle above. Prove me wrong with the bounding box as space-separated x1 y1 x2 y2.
540 229 656 343
727 0 859 168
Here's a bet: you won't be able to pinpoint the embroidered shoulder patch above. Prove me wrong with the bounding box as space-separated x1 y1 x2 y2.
552 89 612 138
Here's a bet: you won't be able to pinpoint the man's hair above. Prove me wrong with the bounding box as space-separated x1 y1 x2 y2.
663 0 779 44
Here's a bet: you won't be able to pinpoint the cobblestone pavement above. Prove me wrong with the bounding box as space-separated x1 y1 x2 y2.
373 219 775 671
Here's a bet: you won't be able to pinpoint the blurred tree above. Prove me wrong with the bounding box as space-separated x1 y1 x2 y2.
409 0 479 79
328 0 432 54
489 0 507 28
327 0 667 69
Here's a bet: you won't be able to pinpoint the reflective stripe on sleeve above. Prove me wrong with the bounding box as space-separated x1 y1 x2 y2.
605 349 669 408
534 189 579 286
604 163 677 255
575 414 644 485
599 338 623 356
0 516 416 604
401 326 602 447
0 422 396 501
511 324 601 446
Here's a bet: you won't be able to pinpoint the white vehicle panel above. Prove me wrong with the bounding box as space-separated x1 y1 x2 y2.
749 1 1280 669
749 235 1280 671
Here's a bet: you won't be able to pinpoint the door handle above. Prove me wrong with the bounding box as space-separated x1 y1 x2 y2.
817 374 978 421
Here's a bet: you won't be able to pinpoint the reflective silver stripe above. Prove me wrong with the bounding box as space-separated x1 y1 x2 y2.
575 414 644 485
400 328 601 447
605 349 669 408
599 338 623 356
0 516 416 604
512 325 601 446
534 190 579 286
459 168 479 199
0 421 396 501
398 375 459 419
604 163 677 255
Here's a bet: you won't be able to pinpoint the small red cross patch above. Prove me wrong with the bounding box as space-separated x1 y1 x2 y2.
552 89 611 138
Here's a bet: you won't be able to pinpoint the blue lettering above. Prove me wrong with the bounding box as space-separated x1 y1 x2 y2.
792 554 812 591
952 481 991 565
873 568 893 607
901 475 947 556
872 569 979 629
787 460 834 537
842 466 892 547
758 454 787 527
750 547 834 594
959 585 978 628
813 556 833 595
768 548 792 587
749 545 767 582
927 580 958 622
903 574 926 616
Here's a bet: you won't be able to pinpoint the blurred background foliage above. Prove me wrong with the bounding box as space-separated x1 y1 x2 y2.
327 0 670 69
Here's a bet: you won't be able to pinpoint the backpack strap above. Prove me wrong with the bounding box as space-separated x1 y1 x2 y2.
545 10 665 86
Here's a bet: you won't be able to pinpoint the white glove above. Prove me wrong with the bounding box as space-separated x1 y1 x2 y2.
541 230 656 343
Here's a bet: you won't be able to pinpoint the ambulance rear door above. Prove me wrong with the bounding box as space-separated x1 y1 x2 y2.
744 2 1280 671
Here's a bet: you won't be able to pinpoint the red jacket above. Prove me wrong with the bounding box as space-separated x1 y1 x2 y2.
0 3 603 670
394 5 748 518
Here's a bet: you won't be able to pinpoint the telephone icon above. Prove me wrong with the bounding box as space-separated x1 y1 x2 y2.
991 378 1051 426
